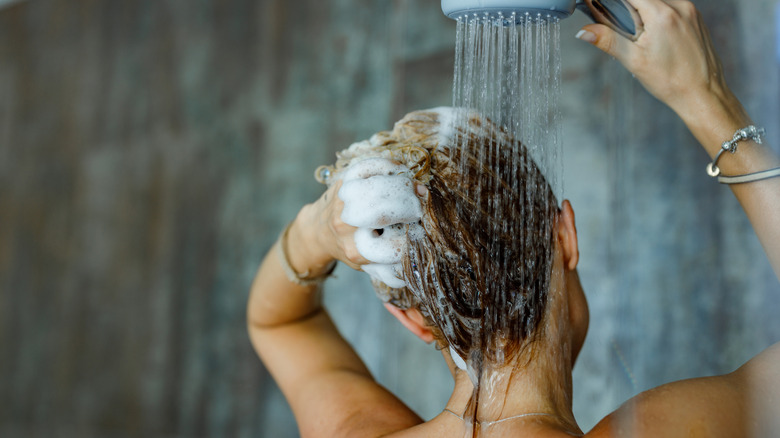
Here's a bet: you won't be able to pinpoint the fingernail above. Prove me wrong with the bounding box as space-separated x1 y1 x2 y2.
416 184 428 197
575 29 597 43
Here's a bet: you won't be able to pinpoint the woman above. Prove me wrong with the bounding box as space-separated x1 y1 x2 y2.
248 1 780 436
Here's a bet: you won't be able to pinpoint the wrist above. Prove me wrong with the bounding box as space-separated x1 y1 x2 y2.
673 88 752 156
671 91 780 180
287 210 336 277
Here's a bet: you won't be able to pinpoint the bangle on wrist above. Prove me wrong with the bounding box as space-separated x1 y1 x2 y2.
706 125 780 184
716 167 780 185
275 221 337 286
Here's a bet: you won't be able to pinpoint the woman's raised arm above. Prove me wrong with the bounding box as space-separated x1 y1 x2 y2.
577 0 780 280
247 177 426 437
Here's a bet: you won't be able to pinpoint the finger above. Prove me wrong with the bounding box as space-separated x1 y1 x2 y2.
354 225 407 265
336 228 372 266
576 23 634 63
341 259 364 271
415 182 429 198
362 263 406 289
338 175 423 228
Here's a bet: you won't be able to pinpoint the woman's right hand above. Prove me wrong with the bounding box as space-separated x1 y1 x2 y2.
288 180 370 275
287 167 427 278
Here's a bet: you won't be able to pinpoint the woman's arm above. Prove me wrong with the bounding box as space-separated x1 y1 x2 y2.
577 1 780 436
247 182 361 329
578 0 780 279
247 182 423 437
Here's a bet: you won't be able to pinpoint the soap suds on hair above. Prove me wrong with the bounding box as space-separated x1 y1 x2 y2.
429 106 458 148
354 225 406 265
362 263 406 289
338 157 409 182
339 175 422 228
335 157 423 289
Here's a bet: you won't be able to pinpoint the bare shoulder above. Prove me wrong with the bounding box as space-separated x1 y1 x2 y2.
586 342 780 438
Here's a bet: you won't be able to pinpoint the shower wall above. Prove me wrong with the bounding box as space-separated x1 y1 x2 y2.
0 0 777 437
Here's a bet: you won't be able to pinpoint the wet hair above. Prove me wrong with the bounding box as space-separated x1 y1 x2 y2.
329 108 559 367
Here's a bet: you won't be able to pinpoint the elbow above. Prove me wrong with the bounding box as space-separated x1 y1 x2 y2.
246 300 275 332
246 297 322 331
246 292 274 332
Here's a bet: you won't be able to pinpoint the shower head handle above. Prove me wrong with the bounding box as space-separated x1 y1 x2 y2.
576 0 643 41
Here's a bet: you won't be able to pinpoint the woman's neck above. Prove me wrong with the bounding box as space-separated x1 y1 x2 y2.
442 276 582 435
445 346 579 433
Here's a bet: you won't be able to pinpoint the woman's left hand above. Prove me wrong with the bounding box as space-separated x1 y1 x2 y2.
576 0 734 118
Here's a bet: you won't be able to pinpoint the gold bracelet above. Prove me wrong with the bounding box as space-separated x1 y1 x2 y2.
275 222 337 286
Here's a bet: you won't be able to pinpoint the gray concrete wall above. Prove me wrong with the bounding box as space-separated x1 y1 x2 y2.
0 0 777 437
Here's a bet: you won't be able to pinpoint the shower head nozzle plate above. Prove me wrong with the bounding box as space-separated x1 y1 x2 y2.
441 0 577 21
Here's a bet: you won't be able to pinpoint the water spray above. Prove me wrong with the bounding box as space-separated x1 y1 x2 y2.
441 1 626 431
442 0 643 40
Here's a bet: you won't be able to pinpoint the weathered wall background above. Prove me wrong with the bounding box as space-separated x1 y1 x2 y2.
1 0 778 437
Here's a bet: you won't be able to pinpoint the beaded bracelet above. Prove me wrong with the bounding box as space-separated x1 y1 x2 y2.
706 125 780 184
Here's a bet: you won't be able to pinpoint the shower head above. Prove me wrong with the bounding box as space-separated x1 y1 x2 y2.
442 0 643 40
441 0 577 21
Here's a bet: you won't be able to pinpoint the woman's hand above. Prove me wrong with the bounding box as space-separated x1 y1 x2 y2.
287 156 427 287
578 0 780 280
287 180 370 275
577 0 735 118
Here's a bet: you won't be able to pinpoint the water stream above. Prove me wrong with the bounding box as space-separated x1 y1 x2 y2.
447 12 564 434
